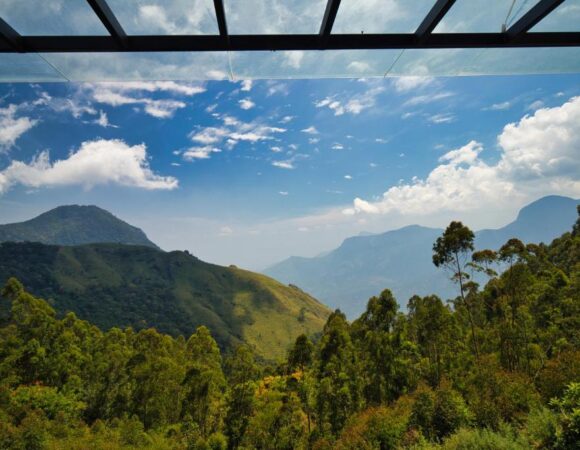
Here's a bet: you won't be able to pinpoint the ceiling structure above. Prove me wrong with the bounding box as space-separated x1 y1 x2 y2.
0 0 579 81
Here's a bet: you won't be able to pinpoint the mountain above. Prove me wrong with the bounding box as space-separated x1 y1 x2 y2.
0 241 330 361
0 205 158 248
265 196 579 318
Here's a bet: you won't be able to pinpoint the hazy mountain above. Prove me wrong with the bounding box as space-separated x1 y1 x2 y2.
0 242 330 361
265 196 579 318
0 205 158 249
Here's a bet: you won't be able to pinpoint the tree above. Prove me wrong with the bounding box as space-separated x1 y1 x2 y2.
288 334 313 373
433 221 480 360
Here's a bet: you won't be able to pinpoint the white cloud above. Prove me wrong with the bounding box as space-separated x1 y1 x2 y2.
279 115 295 124
404 91 454 107
0 105 38 151
314 86 385 116
218 226 233 236
485 101 512 111
272 153 309 170
332 143 344 150
309 138 320 144
527 100 545 111
392 76 434 93
94 110 118 128
271 146 283 153
428 113 456 124
187 115 287 160
239 98 255 110
347 61 372 73
283 51 304 69
344 175 353 180
182 146 221 160
272 160 295 170
87 81 204 118
375 138 388 143
344 97 580 217
301 126 319 135
279 191 289 196
0 139 178 194
240 80 253 92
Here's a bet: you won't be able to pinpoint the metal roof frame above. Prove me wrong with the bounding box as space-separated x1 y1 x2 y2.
0 0 578 53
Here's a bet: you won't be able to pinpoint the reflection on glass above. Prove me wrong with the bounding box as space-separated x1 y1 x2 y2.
333 0 436 34
224 0 327 34
230 50 400 79
41 52 231 81
107 0 219 35
0 0 107 35
434 0 540 33
0 54 66 82
532 0 580 31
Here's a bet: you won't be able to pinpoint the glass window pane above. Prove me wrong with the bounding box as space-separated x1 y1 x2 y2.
41 52 231 81
532 0 580 31
0 54 66 82
107 0 219 35
230 50 400 79
333 0 437 34
0 0 108 35
224 0 327 34
434 0 541 33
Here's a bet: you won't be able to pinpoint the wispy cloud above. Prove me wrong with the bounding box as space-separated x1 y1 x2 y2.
0 104 38 151
301 126 319 135
428 113 456 124
404 91 454 107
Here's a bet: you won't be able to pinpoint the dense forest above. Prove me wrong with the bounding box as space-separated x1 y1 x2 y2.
0 209 578 449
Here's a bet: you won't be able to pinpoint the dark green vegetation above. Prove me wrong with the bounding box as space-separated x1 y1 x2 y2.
266 196 579 317
0 242 330 360
0 208 578 449
0 205 158 248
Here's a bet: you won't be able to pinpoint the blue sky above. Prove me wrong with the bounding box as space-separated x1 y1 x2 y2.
0 74 579 269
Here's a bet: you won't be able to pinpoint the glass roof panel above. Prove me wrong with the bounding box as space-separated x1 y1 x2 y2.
40 52 231 81
434 0 541 33
230 50 400 78
223 0 327 34
388 46 580 77
0 0 108 36
0 54 66 82
532 0 580 31
333 0 437 34
107 0 219 35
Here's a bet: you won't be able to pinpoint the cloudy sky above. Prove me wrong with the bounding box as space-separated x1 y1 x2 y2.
0 73 579 269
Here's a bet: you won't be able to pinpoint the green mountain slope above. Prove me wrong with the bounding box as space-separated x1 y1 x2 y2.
0 241 330 360
0 205 158 248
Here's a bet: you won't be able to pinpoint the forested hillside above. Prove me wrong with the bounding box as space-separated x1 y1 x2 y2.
0 209 578 449
0 242 330 360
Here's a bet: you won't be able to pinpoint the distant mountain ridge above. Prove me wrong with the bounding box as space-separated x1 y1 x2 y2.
0 205 158 249
265 196 579 318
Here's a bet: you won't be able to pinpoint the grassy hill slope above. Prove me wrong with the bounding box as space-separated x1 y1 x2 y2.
0 241 330 360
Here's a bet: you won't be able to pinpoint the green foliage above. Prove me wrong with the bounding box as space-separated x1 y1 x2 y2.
0 215 577 449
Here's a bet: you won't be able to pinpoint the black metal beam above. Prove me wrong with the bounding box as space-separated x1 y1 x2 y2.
86 0 127 48
0 32 579 53
213 0 228 37
507 0 565 36
320 0 341 36
415 0 456 38
0 17 23 51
